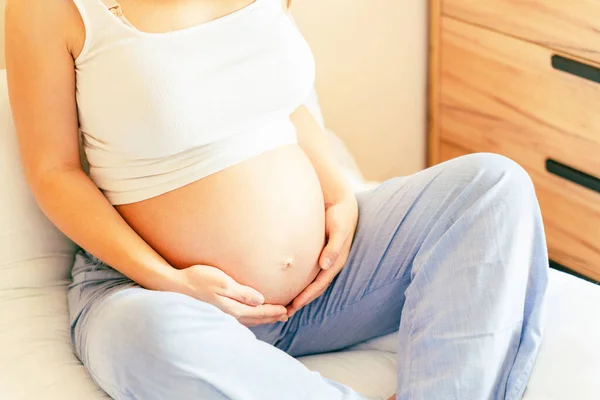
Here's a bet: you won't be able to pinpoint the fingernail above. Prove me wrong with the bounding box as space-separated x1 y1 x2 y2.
321 257 331 270
279 316 288 323
252 295 265 306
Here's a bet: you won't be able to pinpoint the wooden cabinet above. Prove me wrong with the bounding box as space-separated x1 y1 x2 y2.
429 1 600 281
444 0 600 65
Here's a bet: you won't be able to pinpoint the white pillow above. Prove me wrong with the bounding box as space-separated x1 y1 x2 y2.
0 70 75 290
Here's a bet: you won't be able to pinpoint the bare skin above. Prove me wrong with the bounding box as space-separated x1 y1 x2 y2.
90 0 328 305
6 0 395 397
117 144 327 305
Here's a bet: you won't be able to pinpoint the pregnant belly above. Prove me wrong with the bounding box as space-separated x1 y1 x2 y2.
116 145 326 305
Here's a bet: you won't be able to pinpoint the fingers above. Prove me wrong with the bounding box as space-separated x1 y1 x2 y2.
212 274 288 326
287 271 332 318
240 303 288 320
319 228 347 270
239 315 287 327
186 265 287 327
219 277 265 306
217 296 287 320
238 304 289 326
287 228 353 317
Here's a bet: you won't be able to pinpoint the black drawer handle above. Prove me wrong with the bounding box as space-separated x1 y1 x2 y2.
551 55 600 84
546 159 600 194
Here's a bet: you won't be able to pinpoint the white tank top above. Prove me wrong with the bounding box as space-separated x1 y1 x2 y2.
72 0 316 205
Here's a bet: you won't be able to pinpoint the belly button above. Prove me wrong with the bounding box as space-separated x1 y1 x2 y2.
281 258 294 270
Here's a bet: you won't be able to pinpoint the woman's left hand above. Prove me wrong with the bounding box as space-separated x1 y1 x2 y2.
287 193 359 318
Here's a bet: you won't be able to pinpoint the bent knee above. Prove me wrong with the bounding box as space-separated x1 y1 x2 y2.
83 289 250 395
448 153 536 199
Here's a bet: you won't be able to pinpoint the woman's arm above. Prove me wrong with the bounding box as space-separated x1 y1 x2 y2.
288 106 359 316
5 0 287 325
291 106 354 206
5 0 185 294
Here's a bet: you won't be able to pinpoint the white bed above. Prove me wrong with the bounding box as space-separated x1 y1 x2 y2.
0 70 599 400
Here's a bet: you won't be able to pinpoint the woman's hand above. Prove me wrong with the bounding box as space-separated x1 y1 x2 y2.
287 194 359 318
177 265 288 327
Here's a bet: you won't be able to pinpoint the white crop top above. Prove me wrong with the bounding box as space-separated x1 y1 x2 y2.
72 0 316 205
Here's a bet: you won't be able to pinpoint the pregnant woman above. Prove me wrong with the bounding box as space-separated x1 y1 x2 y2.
6 0 548 399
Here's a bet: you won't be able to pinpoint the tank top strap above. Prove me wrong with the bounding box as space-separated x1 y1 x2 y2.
72 0 138 63
99 0 135 28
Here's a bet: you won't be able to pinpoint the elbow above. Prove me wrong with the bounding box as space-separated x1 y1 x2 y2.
25 163 82 199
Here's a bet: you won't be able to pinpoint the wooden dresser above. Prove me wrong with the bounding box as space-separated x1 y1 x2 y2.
427 0 600 282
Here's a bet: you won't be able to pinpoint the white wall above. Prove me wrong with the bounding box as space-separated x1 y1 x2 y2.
0 0 427 180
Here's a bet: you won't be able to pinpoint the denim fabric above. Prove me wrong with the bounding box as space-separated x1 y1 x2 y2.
68 153 548 400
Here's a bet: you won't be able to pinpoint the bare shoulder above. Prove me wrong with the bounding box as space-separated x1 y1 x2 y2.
6 0 85 176
5 0 85 60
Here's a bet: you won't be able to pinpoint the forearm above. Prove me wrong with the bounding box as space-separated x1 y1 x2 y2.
30 167 188 295
292 106 354 204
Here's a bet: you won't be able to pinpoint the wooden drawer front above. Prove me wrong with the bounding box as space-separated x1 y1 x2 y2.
440 17 600 181
439 18 600 281
443 0 600 65
440 138 600 281
438 140 600 282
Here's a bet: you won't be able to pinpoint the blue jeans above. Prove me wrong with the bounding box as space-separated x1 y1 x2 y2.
68 153 548 400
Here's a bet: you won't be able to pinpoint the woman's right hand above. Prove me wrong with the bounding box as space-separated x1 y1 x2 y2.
177 264 289 327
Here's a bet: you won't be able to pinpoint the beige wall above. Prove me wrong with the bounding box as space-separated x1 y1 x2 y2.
0 0 426 180
293 0 427 179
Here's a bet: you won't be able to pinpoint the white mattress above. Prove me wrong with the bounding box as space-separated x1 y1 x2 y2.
0 268 598 400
